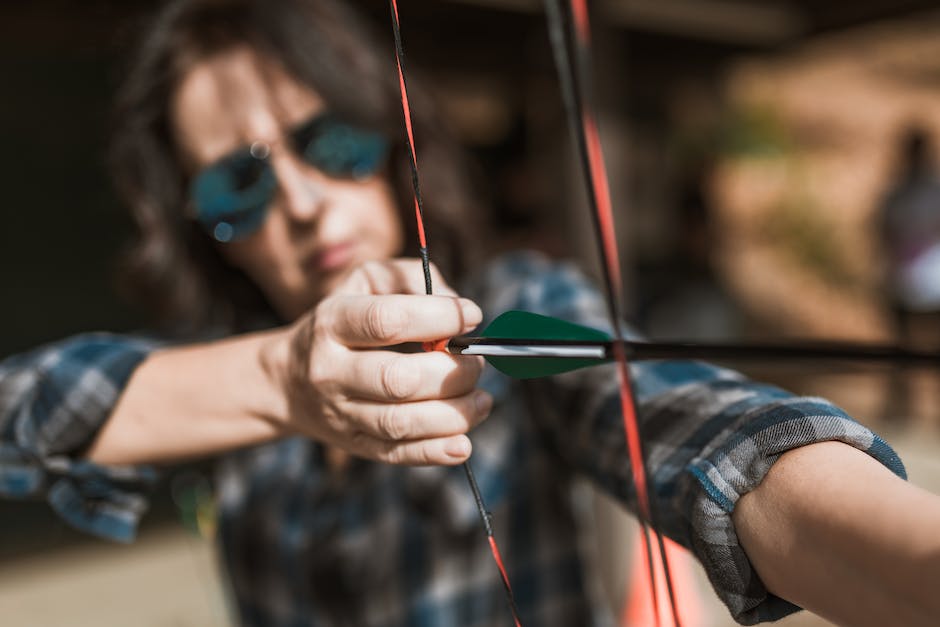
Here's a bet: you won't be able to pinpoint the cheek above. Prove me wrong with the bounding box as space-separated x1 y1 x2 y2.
216 235 279 286
354 181 405 257
216 224 312 319
378 194 405 256
211 181 406 317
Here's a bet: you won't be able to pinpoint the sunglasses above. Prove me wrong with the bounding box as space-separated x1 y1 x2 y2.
190 112 389 243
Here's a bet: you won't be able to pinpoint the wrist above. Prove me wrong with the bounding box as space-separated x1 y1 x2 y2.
256 326 293 430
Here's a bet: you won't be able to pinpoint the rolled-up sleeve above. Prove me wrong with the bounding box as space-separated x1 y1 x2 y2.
0 333 158 542
620 365 903 623
470 251 906 624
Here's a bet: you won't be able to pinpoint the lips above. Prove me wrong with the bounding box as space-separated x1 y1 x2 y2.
305 241 356 274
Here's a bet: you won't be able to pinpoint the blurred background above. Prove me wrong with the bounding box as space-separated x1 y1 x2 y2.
2 0 940 625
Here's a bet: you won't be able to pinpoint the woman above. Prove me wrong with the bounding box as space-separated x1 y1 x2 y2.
1 1 937 625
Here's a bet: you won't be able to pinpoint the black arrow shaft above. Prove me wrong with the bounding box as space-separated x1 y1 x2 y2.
449 336 940 367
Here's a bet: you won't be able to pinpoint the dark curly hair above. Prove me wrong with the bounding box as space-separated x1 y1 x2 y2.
111 0 480 332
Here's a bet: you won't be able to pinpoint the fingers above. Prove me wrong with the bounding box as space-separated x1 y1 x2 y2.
311 391 493 466
334 259 456 297
339 390 493 441
325 294 482 348
352 433 474 466
336 350 484 402
293 259 491 467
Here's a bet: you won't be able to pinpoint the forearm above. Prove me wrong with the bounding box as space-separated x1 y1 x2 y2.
734 441 940 626
87 328 289 465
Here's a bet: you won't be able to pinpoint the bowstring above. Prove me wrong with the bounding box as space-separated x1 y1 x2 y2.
387 2 523 625
541 1 682 625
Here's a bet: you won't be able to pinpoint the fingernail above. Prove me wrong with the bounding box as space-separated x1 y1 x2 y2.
445 436 471 458
474 390 493 416
459 298 482 329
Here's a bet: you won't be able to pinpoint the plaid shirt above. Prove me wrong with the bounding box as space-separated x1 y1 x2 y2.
0 252 905 626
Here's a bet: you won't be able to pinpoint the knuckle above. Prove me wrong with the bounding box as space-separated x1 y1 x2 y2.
360 260 384 275
363 301 405 341
311 305 333 337
458 395 478 423
412 444 434 466
377 405 412 440
382 443 405 465
307 354 334 389
314 294 339 320
311 302 344 346
322 408 348 435
343 261 392 295
359 261 387 290
349 429 373 454
379 358 418 400
341 266 370 293
393 258 418 270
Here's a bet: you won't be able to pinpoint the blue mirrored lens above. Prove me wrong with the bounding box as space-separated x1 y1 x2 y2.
190 115 388 243
191 151 276 242
295 115 388 179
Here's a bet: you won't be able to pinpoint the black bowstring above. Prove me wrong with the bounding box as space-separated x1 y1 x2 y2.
388 3 523 624
541 1 682 624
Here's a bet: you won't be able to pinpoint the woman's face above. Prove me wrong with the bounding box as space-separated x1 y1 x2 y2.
171 47 405 320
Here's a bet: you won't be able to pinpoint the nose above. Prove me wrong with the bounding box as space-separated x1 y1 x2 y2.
270 151 327 224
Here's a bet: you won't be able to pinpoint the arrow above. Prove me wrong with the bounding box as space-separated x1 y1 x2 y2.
448 310 940 379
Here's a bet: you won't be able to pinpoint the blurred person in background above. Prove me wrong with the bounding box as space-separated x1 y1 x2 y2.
638 154 743 340
0 1 938 625
877 125 940 421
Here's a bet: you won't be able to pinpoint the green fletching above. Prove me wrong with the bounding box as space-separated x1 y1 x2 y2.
481 310 611 379
483 310 611 340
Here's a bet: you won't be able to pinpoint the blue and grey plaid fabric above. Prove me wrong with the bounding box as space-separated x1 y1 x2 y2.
0 252 905 626
0 334 156 541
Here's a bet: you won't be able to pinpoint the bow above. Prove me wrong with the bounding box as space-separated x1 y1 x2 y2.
386 1 679 625
388 1 523 625
390 2 935 626
541 1 680 624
